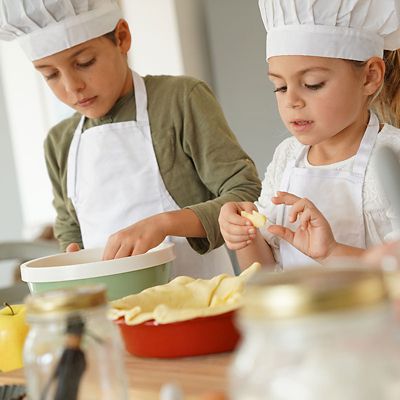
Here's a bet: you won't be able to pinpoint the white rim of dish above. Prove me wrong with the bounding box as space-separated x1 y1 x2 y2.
20 242 175 282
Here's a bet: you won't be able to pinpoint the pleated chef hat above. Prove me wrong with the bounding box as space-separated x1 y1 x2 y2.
259 0 400 61
0 0 122 61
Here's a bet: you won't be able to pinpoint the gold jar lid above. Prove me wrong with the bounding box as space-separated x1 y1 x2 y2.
25 285 107 315
384 270 400 299
241 267 387 320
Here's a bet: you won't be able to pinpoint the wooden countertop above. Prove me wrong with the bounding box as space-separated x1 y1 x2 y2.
0 351 232 399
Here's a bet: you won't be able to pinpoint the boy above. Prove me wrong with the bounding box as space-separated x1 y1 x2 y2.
0 0 261 278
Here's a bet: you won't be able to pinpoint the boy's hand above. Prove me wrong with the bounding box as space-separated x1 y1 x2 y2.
102 214 168 260
269 192 337 261
218 201 259 251
66 243 81 252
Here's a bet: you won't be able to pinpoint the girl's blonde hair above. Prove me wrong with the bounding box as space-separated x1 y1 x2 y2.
373 50 400 128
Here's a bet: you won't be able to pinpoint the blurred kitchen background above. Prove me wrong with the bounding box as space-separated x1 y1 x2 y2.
0 0 287 245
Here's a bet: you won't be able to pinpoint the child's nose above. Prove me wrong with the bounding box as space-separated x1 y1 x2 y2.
286 90 305 109
63 73 85 94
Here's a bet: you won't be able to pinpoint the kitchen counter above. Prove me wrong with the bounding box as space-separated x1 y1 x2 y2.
0 351 231 399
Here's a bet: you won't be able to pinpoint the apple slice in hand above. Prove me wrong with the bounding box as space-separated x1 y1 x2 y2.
240 210 267 228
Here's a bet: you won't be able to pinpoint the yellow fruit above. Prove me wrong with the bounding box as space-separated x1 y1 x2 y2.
241 210 267 228
0 303 29 372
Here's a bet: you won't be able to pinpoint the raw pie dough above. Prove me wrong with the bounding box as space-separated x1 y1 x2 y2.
110 263 261 325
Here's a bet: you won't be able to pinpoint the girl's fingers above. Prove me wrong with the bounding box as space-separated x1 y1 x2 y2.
272 191 301 206
288 198 317 224
222 230 256 243
299 207 313 230
268 224 295 245
226 213 253 226
220 221 256 236
226 239 254 251
273 192 318 223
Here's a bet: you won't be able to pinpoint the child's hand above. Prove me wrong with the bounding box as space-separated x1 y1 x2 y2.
362 241 400 268
269 192 337 261
66 243 81 252
218 202 259 250
102 215 167 260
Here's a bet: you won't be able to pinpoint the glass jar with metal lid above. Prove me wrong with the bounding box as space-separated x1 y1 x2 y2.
229 267 400 400
24 285 128 400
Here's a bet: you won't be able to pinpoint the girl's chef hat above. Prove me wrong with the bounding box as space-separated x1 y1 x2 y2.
259 0 400 61
0 0 122 61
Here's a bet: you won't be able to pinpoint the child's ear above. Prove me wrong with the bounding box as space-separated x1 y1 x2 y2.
363 57 385 96
114 19 132 54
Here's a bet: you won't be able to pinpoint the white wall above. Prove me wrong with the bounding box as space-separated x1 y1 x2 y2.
119 0 184 76
0 58 23 241
174 0 212 84
119 0 212 83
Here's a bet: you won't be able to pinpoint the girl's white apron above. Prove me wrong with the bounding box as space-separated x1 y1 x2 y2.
276 113 379 269
67 71 233 278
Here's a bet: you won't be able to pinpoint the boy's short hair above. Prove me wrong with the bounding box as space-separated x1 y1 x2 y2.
103 29 117 45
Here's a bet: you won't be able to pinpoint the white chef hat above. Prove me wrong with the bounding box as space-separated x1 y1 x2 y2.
0 0 122 61
259 0 400 61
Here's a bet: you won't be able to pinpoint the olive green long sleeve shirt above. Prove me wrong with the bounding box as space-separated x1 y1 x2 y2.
44 74 261 253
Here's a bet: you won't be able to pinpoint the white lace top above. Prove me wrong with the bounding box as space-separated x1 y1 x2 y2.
255 124 400 264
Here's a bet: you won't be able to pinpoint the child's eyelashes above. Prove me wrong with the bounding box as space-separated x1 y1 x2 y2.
45 72 59 81
43 58 96 80
273 82 325 93
304 82 325 90
76 58 96 68
274 86 287 93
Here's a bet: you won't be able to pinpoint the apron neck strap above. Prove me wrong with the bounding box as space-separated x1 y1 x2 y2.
132 71 149 123
352 112 380 176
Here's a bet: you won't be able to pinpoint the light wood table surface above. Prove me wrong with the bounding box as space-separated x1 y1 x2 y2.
0 351 232 399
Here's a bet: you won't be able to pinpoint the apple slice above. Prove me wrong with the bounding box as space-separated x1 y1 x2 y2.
240 210 267 228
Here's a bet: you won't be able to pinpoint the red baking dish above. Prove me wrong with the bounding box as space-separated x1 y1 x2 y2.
115 310 240 358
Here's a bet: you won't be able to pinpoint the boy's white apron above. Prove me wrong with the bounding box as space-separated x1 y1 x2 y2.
276 113 379 269
67 71 233 279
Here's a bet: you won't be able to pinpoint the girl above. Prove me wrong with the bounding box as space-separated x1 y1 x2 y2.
219 0 400 270
0 0 261 279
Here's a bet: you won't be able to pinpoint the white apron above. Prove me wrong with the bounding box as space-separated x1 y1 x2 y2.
67 71 233 279
276 113 379 269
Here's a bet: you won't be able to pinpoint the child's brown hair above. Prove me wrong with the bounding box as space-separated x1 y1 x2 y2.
373 50 400 128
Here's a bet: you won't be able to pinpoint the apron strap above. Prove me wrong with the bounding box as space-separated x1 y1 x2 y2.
352 112 380 176
132 71 149 124
67 116 85 200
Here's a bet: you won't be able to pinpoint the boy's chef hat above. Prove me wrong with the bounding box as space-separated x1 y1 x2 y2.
259 0 400 61
0 0 122 61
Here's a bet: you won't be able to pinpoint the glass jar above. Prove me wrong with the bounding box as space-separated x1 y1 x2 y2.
229 267 400 400
24 285 129 400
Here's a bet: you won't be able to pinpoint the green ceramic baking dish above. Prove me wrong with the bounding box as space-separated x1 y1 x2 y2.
20 243 175 300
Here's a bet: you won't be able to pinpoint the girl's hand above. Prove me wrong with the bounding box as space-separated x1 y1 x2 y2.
102 214 168 260
362 241 400 268
218 202 259 250
269 191 337 261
